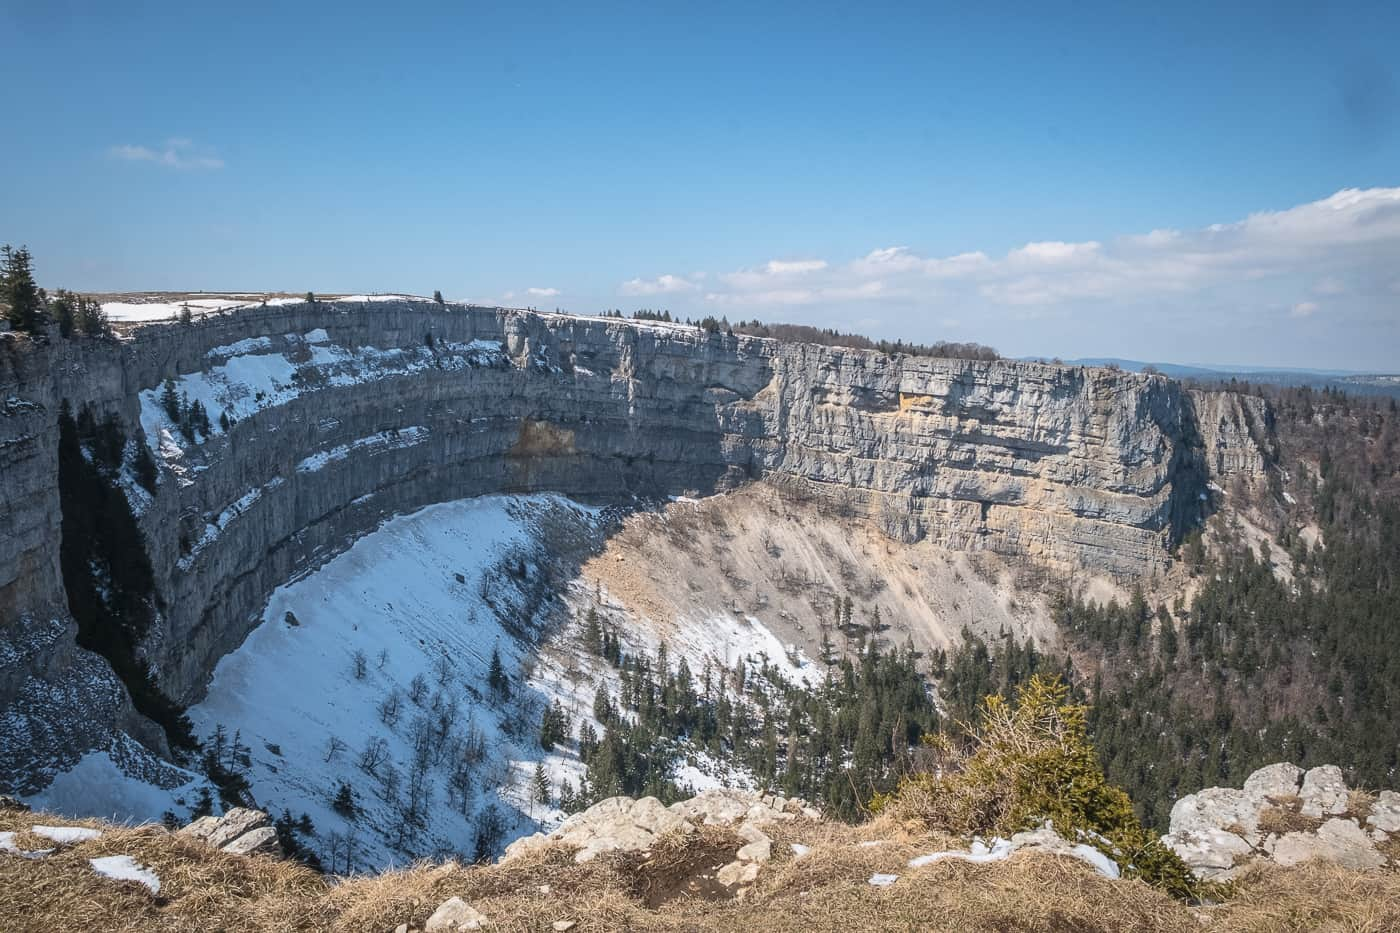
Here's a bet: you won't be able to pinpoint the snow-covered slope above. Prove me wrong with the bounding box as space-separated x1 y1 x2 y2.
186 494 602 869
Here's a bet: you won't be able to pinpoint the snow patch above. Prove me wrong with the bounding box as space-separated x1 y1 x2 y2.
24 745 209 825
90 855 161 894
31 825 102 844
296 427 430 473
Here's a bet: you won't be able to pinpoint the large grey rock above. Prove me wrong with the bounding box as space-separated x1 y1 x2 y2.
1169 788 1257 840
1271 819 1386 871
1164 763 1393 879
1368 791 1400 833
425 896 488 931
1242 763 1303 803
220 825 281 857
204 808 273 849
1299 766 1349 819
176 815 220 840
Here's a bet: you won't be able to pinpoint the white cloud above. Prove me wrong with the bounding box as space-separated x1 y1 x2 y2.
721 258 829 289
108 138 224 170
1007 240 1102 264
607 186 1400 367
525 287 560 298
619 274 697 296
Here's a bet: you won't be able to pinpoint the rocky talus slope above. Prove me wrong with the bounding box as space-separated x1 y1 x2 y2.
1 301 1269 795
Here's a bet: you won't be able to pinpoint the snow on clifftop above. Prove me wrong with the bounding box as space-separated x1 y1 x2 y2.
136 329 507 478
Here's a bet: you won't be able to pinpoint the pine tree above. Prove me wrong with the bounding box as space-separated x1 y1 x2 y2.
52 289 76 337
488 646 510 699
433 290 444 304
533 761 551 810
161 378 180 421
75 296 110 337
2 245 43 333
332 781 356 818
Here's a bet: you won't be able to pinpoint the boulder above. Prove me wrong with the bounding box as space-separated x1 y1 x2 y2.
1299 766 1349 819
1162 829 1255 879
1242 763 1303 803
1271 818 1386 871
176 815 220 841
425 896 488 931
737 837 772 864
221 826 281 857
1367 791 1400 834
1169 788 1258 840
205 808 273 849
716 860 760 887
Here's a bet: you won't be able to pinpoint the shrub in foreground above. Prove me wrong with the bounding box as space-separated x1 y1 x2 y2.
873 675 1201 898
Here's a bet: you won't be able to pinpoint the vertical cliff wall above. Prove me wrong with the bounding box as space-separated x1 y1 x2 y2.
0 302 1272 791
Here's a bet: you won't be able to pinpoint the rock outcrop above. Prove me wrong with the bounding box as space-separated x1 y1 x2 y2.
1162 762 1397 879
177 807 282 858
504 788 817 870
0 303 1273 792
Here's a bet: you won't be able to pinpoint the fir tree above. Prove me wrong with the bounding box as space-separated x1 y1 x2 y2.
160 378 180 421
332 781 357 818
1 245 43 333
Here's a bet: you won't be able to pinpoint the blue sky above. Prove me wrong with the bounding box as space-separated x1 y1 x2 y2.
2 1 1397 369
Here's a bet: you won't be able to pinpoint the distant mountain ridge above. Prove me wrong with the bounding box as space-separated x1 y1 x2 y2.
1023 357 1400 397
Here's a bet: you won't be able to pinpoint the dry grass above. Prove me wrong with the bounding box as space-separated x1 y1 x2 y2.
1211 862 1400 931
1258 796 1326 836
5 809 1400 932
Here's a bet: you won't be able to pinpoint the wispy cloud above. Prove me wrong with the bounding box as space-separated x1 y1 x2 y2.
108 138 225 170
611 187 1400 368
622 187 1400 313
526 287 560 298
620 274 697 296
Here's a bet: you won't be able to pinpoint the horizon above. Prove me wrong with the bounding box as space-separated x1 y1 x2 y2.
3 1 1398 370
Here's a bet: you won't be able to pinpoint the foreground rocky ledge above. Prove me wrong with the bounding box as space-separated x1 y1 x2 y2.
4 786 1400 931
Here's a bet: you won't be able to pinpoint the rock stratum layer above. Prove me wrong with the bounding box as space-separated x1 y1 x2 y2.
0 301 1270 791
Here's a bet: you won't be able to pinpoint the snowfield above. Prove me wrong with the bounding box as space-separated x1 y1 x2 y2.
187 494 607 869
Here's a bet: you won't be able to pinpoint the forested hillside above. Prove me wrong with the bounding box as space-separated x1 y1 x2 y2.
1072 387 1398 827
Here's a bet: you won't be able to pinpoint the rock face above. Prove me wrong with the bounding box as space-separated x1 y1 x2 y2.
0 304 1271 791
1162 762 1396 879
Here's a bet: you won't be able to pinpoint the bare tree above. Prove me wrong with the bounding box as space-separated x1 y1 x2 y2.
352 649 368 680
358 736 388 776
433 653 453 686
376 648 389 670
408 673 429 706
323 735 347 763
378 690 402 727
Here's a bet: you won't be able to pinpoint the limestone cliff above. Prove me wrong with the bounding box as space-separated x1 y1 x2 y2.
0 301 1271 791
